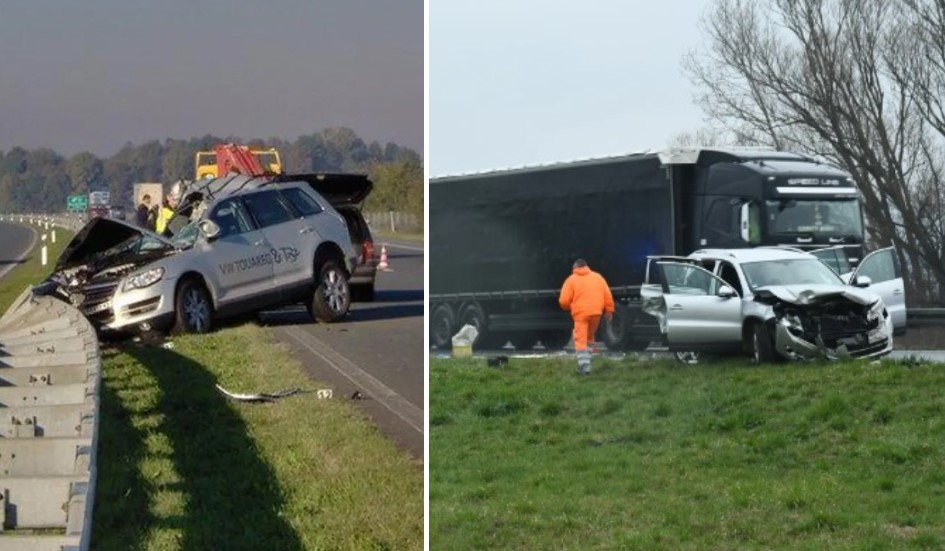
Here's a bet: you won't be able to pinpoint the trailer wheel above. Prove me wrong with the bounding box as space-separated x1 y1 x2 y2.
458 302 499 350
600 304 627 350
431 303 455 350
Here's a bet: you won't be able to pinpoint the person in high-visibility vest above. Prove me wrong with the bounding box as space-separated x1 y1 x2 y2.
558 259 615 375
155 184 181 235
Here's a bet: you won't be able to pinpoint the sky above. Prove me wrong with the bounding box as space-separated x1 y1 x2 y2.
430 0 711 176
0 0 422 157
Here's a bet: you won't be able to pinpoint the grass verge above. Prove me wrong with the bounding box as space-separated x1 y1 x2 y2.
93 326 423 550
430 354 945 550
0 223 72 312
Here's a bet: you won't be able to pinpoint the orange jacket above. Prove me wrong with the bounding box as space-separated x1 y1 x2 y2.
559 266 615 318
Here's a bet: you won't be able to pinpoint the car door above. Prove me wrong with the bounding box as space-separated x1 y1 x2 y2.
203 198 275 308
851 247 906 334
241 189 308 295
655 262 744 350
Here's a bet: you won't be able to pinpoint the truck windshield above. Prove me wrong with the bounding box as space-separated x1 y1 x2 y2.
765 198 862 237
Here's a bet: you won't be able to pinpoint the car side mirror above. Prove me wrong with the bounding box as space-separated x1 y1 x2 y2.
198 220 221 241
717 285 737 298
852 275 872 288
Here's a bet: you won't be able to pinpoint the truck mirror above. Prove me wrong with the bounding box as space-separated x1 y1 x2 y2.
740 203 751 242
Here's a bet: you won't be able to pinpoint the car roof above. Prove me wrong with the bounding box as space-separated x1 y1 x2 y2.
689 247 817 263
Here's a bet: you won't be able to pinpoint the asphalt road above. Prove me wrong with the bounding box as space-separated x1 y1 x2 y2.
0 221 36 282
260 237 425 461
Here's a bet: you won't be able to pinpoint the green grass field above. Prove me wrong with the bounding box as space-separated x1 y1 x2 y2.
430 355 945 550
0 221 423 550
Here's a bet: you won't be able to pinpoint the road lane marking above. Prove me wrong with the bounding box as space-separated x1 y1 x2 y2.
0 224 37 282
278 325 424 435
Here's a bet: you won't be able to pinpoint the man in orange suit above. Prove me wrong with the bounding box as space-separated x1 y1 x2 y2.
559 259 615 375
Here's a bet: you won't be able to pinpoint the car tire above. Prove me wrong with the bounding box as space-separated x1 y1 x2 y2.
749 322 778 364
173 279 213 334
310 260 351 323
431 303 455 350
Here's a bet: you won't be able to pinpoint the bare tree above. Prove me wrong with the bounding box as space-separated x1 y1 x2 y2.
685 0 945 304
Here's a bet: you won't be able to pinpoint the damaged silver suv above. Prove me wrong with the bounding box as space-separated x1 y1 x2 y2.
643 247 899 362
39 174 359 334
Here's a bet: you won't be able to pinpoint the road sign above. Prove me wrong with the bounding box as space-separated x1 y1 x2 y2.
67 195 88 212
89 190 110 206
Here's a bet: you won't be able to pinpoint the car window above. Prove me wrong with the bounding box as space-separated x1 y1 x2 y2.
857 249 897 284
718 261 744 296
242 190 295 228
280 187 324 217
661 264 720 296
210 199 255 239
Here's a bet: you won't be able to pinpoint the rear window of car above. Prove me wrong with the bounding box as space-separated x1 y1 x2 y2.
280 187 324 217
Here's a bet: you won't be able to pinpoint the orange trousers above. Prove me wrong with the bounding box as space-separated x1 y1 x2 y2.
572 314 601 351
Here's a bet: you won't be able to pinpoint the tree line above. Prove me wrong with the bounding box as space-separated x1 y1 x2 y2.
0 126 423 227
683 0 945 306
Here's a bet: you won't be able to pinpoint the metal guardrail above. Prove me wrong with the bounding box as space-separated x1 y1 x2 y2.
906 308 945 327
0 288 101 551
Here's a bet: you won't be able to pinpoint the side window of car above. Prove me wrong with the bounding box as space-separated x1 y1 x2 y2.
718 261 744 296
242 190 295 228
857 248 898 284
662 264 719 296
210 199 254 239
280 187 325 217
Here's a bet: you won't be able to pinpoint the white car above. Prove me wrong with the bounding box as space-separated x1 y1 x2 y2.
39 175 359 334
642 247 901 362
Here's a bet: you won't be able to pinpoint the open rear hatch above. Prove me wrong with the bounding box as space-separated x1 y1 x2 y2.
277 173 373 208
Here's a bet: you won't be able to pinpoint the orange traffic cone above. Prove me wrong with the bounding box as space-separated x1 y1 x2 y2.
378 245 391 271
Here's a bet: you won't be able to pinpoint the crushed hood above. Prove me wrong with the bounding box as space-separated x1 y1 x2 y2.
278 173 373 206
56 217 173 270
753 284 879 306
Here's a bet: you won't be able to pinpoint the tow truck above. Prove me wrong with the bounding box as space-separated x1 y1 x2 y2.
194 144 282 179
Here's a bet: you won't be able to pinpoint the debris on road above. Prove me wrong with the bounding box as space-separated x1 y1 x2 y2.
216 384 336 403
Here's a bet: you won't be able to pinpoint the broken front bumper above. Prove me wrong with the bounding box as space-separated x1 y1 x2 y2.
82 277 178 333
773 316 894 361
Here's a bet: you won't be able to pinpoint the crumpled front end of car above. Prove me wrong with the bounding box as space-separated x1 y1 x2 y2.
769 295 893 361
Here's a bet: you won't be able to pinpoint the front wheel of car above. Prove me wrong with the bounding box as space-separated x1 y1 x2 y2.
310 260 351 322
749 322 778 364
174 279 212 334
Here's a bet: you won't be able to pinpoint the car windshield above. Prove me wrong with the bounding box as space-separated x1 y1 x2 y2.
741 258 845 290
171 221 201 249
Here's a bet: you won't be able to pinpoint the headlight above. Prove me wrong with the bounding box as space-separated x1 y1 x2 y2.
779 313 804 332
123 267 165 292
